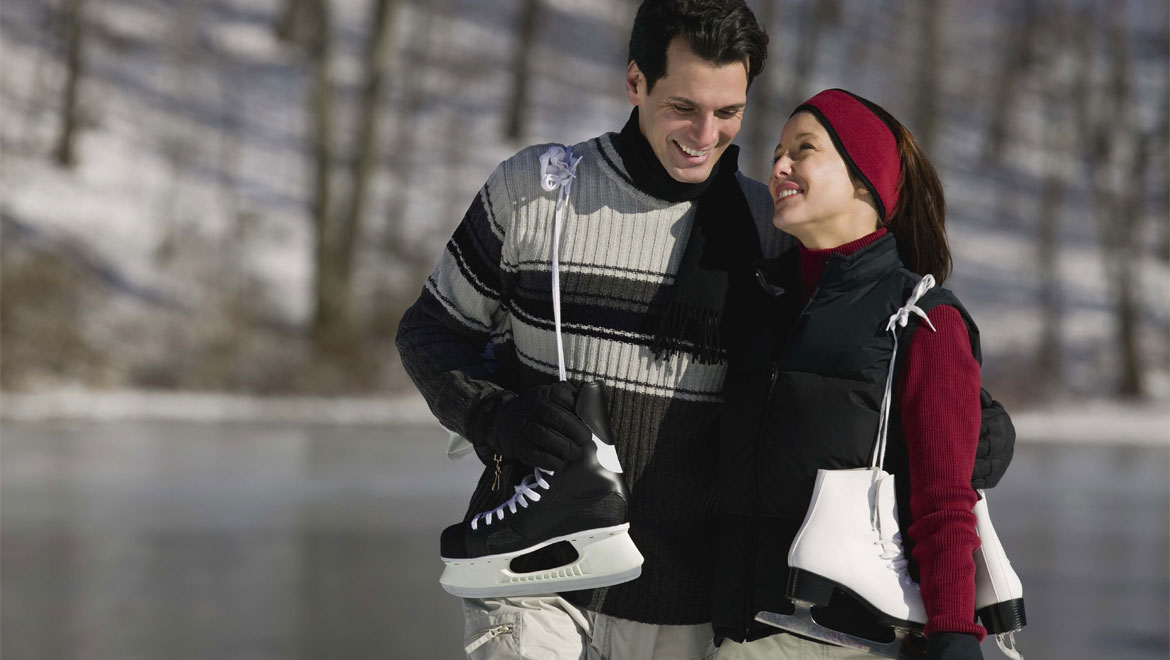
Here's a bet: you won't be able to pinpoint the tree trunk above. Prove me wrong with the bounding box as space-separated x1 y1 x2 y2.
1077 0 1145 399
982 0 1040 165
1116 117 1152 398
385 0 436 265
53 0 87 168
306 0 343 346
1035 175 1064 389
744 0 777 181
504 0 541 141
1033 2 1072 395
785 0 839 109
913 0 941 152
333 0 397 321
276 0 311 45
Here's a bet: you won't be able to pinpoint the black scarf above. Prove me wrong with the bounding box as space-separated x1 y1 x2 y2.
616 109 762 363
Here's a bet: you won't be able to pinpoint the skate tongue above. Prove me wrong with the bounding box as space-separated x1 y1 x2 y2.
471 468 553 530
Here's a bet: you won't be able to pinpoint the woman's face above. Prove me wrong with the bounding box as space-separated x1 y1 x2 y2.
768 112 876 247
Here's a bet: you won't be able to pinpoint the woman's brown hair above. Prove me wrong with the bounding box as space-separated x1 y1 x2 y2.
859 99 952 283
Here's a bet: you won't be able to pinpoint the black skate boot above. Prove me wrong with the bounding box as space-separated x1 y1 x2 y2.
438 381 643 598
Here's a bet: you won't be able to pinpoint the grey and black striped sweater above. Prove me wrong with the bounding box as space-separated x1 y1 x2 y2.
396 132 789 624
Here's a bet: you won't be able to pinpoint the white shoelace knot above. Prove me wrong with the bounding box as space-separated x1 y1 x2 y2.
471 468 554 531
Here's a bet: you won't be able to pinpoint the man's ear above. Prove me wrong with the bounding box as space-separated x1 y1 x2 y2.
626 60 643 106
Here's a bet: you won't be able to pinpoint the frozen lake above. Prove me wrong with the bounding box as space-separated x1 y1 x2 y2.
2 420 1167 660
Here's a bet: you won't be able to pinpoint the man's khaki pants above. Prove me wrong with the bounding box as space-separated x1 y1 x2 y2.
462 596 717 660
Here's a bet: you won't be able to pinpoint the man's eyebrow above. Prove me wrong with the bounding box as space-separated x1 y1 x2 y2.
665 96 746 111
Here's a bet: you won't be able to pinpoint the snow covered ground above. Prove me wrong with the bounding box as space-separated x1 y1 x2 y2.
1 0 1168 411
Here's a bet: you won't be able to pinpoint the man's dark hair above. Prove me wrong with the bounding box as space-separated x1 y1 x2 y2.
629 0 768 93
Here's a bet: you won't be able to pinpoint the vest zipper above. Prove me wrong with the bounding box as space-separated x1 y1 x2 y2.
743 358 781 639
743 288 817 639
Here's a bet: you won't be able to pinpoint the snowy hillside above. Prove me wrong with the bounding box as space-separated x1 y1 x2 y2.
1 0 1167 408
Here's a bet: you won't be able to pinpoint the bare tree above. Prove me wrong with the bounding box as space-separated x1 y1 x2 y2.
275 0 312 46
1033 3 1074 394
306 0 402 347
505 0 542 141
912 0 941 152
1074 0 1149 398
743 0 777 181
304 0 341 345
784 0 840 108
982 0 1041 165
52 0 87 168
385 0 438 267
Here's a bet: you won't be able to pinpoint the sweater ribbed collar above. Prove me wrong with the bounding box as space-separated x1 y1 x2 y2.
798 228 889 298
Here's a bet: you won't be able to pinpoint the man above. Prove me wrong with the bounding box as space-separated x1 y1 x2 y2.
396 1 788 657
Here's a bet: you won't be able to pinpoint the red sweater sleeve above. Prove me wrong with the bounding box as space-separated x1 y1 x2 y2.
899 304 986 641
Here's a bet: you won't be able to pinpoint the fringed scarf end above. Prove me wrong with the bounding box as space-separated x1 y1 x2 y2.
650 302 725 364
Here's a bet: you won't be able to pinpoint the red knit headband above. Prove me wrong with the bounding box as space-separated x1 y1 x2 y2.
794 89 901 222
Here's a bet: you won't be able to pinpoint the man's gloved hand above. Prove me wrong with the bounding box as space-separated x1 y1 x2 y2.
926 632 984 660
474 382 592 471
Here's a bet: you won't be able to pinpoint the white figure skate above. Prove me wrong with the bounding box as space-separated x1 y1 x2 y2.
756 467 928 659
974 490 1026 660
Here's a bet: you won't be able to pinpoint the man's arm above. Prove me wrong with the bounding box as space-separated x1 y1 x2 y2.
395 155 592 470
395 163 513 443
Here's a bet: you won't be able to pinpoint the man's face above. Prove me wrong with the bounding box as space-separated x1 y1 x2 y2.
626 39 749 184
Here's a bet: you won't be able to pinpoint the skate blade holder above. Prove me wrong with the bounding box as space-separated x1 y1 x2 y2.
756 603 927 660
440 524 643 598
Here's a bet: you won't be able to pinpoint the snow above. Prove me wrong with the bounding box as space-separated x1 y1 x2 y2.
1 0 1167 413
2 388 1165 449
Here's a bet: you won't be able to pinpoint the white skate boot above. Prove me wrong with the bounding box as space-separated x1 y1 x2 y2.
974 490 1026 660
756 467 928 659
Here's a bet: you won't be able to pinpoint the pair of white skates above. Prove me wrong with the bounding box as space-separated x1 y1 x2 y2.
757 275 1026 660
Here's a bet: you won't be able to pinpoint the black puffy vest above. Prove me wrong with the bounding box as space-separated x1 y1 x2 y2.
711 235 982 643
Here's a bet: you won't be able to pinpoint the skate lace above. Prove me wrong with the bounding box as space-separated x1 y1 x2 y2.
871 274 936 471
872 473 911 575
874 530 910 574
470 468 553 530
540 145 582 383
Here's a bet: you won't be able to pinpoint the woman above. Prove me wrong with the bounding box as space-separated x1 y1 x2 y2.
711 89 987 659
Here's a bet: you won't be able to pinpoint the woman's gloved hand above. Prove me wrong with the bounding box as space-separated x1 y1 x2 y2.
926 632 984 660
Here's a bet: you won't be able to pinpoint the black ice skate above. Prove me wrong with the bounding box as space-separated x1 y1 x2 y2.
438 381 643 598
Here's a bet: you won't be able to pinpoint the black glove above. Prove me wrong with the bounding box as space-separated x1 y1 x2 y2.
473 382 592 471
927 632 984 660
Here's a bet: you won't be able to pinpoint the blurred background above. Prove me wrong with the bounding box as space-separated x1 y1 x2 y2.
1 0 1167 658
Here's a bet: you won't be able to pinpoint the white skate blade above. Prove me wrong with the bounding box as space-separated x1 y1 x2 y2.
756 604 927 660
439 523 644 598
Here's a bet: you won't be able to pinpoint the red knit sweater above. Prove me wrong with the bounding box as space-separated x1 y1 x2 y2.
799 229 986 641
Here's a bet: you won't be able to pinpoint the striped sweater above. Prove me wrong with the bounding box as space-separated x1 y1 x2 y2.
396 132 789 624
